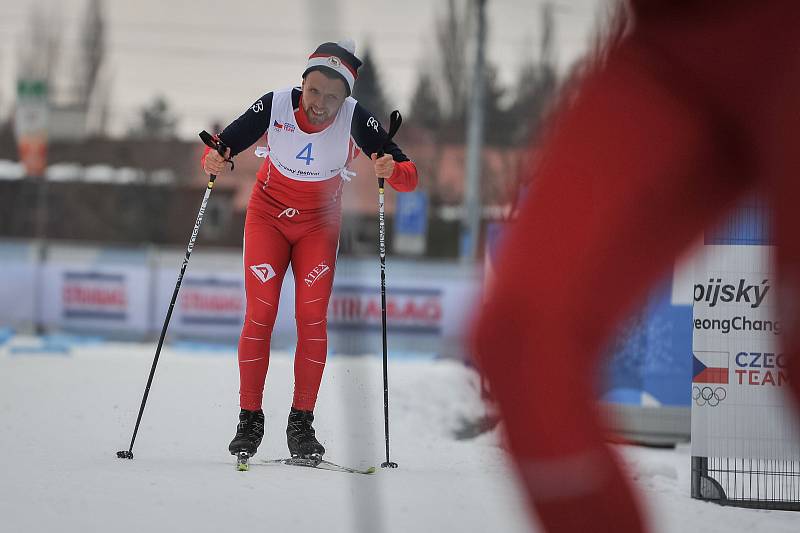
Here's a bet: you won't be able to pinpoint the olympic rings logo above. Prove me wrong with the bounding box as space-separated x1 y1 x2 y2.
692 385 727 407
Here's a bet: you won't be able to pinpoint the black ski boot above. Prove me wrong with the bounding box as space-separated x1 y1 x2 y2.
229 409 264 470
286 407 325 460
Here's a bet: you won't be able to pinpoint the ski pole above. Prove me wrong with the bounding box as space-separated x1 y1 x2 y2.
117 131 231 460
377 110 402 469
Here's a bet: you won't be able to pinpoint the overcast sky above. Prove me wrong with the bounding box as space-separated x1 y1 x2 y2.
0 0 607 139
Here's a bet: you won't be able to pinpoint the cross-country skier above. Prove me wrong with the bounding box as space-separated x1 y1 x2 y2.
201 40 418 465
473 0 800 531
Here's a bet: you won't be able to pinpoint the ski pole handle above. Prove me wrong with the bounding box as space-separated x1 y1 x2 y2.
199 130 234 171
376 110 403 189
376 110 403 159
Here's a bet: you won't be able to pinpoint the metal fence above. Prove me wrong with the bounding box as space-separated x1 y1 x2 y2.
692 456 800 510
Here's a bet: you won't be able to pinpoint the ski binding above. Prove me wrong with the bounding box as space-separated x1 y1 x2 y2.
236 451 251 471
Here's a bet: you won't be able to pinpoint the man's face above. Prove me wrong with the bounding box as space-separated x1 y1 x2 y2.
301 70 347 125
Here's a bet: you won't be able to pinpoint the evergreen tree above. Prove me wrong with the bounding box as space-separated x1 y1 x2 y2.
128 95 179 139
352 47 390 122
75 0 105 108
511 58 557 145
482 62 515 147
408 71 442 132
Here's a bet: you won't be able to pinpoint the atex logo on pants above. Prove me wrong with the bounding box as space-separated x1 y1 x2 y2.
249 263 276 283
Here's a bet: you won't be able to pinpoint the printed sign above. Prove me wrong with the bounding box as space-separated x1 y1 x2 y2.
691 245 800 460
15 80 48 177
62 271 127 320
393 190 428 255
329 285 442 334
153 269 245 337
40 264 150 334
179 277 244 326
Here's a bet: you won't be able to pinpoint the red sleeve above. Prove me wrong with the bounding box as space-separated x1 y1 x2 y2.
386 160 418 192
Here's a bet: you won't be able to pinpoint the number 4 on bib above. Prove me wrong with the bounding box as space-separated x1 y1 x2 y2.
296 143 314 165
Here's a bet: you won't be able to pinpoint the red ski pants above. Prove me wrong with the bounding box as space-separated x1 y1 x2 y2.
237 186 341 412
473 2 800 532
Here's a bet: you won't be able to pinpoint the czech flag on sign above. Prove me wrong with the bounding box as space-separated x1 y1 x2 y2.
692 351 729 384
273 120 283 129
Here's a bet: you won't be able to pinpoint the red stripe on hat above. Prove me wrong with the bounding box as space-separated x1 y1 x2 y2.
308 53 358 78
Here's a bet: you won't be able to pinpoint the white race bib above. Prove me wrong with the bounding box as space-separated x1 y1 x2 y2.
266 87 356 182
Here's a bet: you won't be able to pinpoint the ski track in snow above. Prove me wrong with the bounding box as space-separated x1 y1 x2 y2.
1 339 798 533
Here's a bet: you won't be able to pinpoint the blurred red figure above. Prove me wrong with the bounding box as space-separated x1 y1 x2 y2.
473 1 800 531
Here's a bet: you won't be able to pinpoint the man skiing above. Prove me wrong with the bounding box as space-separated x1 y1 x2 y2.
202 40 418 466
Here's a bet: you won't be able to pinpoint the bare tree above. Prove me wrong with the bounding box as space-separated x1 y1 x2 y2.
0 52 4 120
543 0 631 129
401 0 473 201
75 0 106 109
589 0 633 66
511 1 559 145
567 0 632 86
17 4 62 87
435 0 472 137
407 0 471 138
72 0 111 137
86 65 113 137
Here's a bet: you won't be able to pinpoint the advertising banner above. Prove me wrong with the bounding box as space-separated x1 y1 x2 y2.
40 264 150 335
152 269 245 339
691 244 800 460
329 285 442 335
602 276 693 408
267 263 475 356
13 246 478 358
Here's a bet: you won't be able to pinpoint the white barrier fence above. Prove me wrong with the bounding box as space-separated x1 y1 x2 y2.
0 240 480 357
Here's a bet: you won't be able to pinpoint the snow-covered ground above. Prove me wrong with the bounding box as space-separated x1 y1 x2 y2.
1 337 798 533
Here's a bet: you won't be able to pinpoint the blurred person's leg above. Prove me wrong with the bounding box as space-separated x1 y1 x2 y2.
773 174 800 449
761 53 800 415
473 29 755 533
238 213 291 411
